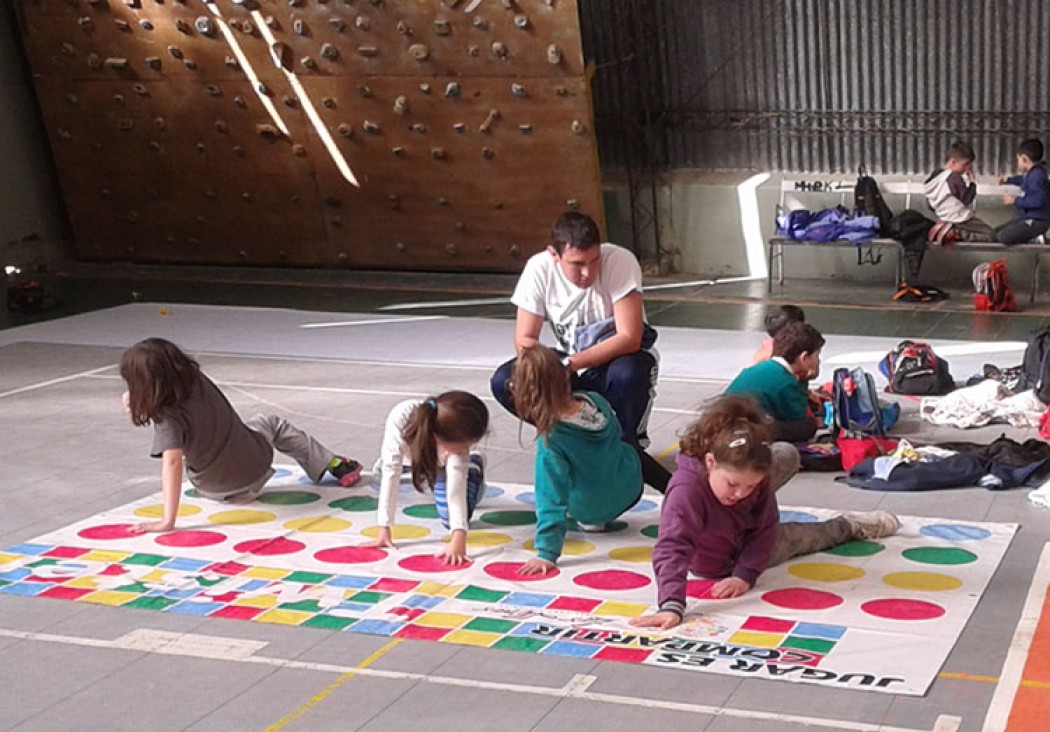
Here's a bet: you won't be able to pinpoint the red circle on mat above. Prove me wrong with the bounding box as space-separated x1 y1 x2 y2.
484 561 560 581
761 587 843 610
398 554 473 573
233 538 307 556
686 579 718 599
155 530 227 548
314 546 388 564
861 598 946 621
573 569 651 591
78 524 137 540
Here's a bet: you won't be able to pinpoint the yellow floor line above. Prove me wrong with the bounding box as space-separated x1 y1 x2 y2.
936 671 1050 690
263 638 403 732
655 441 680 460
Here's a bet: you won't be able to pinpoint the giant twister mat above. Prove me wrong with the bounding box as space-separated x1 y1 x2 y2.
0 467 1017 695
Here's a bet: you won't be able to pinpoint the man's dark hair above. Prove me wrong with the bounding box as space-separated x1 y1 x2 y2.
1019 138 1045 163
772 322 825 364
764 305 805 338
550 211 600 255
946 140 976 163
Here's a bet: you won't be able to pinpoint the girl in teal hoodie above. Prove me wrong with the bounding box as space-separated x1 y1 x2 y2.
512 345 669 576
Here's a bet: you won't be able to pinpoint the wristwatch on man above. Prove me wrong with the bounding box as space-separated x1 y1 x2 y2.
560 355 573 370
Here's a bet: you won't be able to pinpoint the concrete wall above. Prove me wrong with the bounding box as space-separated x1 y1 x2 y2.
0 5 68 267
610 171 1026 285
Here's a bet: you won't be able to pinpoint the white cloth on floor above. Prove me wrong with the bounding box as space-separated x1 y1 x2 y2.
1030 475 1050 509
919 380 1045 429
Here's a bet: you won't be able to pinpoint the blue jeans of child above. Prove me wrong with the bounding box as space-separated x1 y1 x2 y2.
432 454 485 530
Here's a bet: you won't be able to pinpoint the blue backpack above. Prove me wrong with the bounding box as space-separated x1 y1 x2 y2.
833 367 899 436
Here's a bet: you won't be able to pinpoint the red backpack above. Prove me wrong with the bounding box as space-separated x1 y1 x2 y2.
973 260 1019 312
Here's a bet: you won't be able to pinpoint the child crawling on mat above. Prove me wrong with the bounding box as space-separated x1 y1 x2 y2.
631 395 899 630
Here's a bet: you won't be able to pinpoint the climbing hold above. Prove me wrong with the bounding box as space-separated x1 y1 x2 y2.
337 123 353 138
547 44 562 64
419 83 431 94
395 242 406 251
117 118 134 130
205 84 222 96
431 147 447 159
265 15 277 28
60 42 75 56
138 19 154 31
472 16 488 30
292 144 307 156
293 18 305 34
282 95 298 108
86 52 102 68
288 0 302 5
113 93 125 105
301 56 316 69
455 221 466 231
56 128 72 140
509 244 521 256
396 21 411 35
257 82 271 95
321 43 339 60
566 199 579 209
357 85 372 98
502 0 516 8
329 17 346 31
196 142 207 153
114 19 130 32
437 197 449 206
514 14 529 29
408 43 429 61
433 19 451 35
391 146 404 156
175 19 190 34
511 83 526 97
357 46 379 57
148 140 161 151
410 122 426 133
65 93 79 104
242 21 255 34
167 45 183 59
355 15 370 30
362 120 379 133
491 41 507 58
444 243 458 256
104 57 128 70
194 16 215 36
393 95 408 115
482 147 494 158
241 192 252 202
184 59 198 70
453 122 466 133
519 124 533 133
132 83 148 95
555 86 568 96
570 119 586 134
444 82 461 98
478 108 500 133
153 116 166 130
214 119 229 134
388 194 399 209
322 97 336 109
270 41 291 69
224 56 239 69
145 56 161 69
467 45 480 57
256 123 283 139
233 96 247 108
232 145 245 156
77 17 94 32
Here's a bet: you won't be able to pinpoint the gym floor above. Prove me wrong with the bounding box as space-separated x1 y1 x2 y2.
1 265 1048 732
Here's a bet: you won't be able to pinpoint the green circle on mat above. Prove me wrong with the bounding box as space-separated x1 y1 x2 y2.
257 491 321 506
641 524 659 539
329 496 378 512
902 547 978 565
825 540 884 557
481 510 536 526
404 504 439 519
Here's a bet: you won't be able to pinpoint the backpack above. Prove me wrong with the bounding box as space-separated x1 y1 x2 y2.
775 208 813 241
1018 326 1050 401
887 209 934 280
892 283 949 303
854 165 894 235
833 367 894 436
878 340 955 395
973 259 1019 312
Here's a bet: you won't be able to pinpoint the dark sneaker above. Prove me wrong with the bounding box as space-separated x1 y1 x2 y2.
329 458 363 487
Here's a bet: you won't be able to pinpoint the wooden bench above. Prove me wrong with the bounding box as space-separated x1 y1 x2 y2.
768 178 1046 301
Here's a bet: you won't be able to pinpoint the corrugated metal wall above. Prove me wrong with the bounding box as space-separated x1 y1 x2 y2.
582 0 1050 174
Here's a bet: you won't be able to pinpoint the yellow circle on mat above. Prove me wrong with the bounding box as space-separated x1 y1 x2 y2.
523 539 595 556
284 516 352 533
134 504 201 519
362 524 430 541
883 571 963 591
208 509 277 525
443 531 513 548
787 562 866 582
608 546 653 563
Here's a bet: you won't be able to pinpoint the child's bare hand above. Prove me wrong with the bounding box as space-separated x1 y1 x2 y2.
710 577 750 599
629 611 681 630
365 528 397 550
121 391 131 413
439 544 469 566
518 558 555 576
1003 195 1016 206
130 520 174 534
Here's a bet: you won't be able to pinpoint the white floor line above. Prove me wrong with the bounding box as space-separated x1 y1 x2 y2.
0 364 116 399
982 542 1050 732
0 627 957 732
378 297 510 312
300 316 448 329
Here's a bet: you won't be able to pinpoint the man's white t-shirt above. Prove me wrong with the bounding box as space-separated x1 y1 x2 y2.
511 243 647 354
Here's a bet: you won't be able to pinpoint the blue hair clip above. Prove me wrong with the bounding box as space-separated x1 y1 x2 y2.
426 399 437 411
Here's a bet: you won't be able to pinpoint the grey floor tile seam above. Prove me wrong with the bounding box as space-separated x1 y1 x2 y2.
343 673 425 732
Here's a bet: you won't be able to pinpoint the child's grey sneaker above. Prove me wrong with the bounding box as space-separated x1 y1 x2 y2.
843 511 900 540
576 521 609 533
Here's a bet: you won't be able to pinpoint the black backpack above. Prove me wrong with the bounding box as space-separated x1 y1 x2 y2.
854 165 894 235
1018 326 1050 402
878 340 955 395
888 209 935 280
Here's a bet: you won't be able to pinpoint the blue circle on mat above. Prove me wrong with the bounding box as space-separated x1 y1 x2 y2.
630 499 658 513
779 510 819 523
272 468 292 479
515 492 536 505
482 486 504 500
920 524 991 541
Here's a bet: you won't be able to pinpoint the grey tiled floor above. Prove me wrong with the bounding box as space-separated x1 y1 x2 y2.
1 297 1047 732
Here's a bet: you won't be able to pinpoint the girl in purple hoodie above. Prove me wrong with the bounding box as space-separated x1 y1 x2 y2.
631 396 899 630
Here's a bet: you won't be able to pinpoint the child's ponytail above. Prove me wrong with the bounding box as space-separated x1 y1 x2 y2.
680 395 772 472
511 345 571 437
402 391 489 492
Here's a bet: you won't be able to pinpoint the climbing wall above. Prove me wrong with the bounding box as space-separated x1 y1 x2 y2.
13 0 601 271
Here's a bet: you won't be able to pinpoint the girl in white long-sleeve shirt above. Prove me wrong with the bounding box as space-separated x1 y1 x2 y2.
367 391 488 565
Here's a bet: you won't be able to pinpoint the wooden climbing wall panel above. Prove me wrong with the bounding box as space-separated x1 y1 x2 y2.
14 0 602 271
